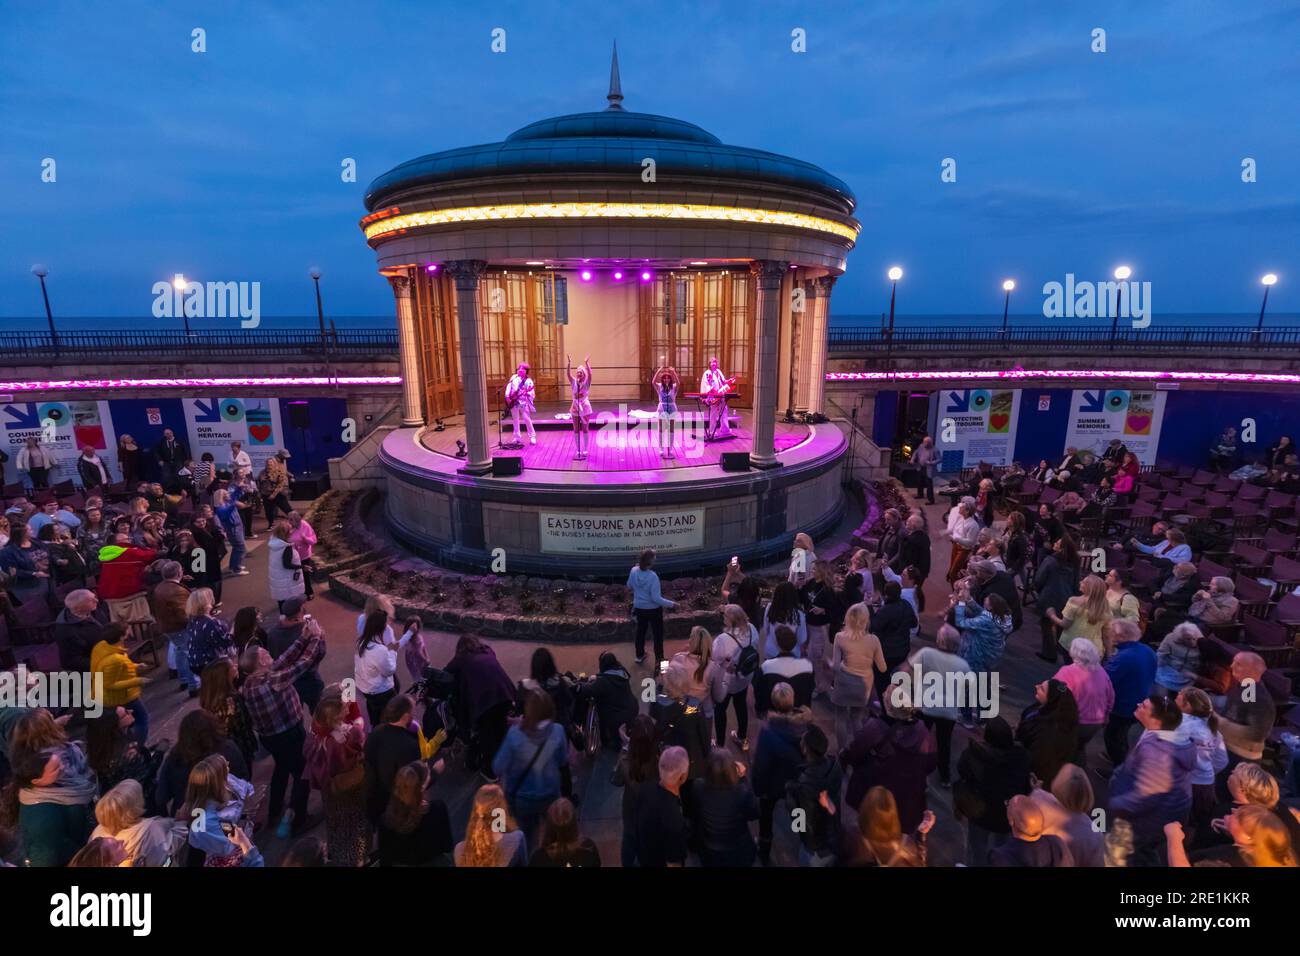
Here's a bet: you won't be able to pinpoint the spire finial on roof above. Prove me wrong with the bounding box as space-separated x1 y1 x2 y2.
606 41 624 111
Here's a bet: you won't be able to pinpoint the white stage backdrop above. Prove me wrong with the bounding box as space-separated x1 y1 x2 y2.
1062 389 1167 465
182 397 285 475
1 400 119 485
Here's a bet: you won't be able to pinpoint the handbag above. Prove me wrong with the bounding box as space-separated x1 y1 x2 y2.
329 761 365 795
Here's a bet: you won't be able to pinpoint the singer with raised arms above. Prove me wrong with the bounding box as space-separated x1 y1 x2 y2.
653 359 680 460
567 354 593 460
504 361 536 446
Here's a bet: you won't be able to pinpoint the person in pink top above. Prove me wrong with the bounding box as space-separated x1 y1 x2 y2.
1054 637 1115 770
287 511 318 600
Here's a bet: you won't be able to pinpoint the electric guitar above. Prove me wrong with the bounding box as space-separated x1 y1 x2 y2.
504 380 533 411
702 376 737 406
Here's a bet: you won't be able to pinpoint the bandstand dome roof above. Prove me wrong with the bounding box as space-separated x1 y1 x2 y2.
364 50 856 215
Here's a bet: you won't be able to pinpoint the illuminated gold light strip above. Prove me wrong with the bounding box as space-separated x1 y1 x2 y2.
362 202 859 242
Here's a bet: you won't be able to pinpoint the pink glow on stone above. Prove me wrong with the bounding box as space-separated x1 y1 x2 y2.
824 369 1300 384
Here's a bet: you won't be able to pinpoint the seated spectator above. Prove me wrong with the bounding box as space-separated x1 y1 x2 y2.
1029 765 1104 866
1154 622 1203 694
578 651 638 751
755 625 814 715
990 794 1074 867
1189 577 1239 627
1146 562 1202 641
68 836 128 868
2 710 96 866
1128 527 1193 566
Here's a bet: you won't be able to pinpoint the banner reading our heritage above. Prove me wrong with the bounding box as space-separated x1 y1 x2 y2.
931 388 1022 472
1 400 119 484
539 509 705 555
1062 389 1166 465
181 397 284 476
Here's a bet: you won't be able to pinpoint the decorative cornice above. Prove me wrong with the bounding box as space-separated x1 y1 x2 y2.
815 275 838 295
386 274 413 297
444 259 488 289
751 259 789 289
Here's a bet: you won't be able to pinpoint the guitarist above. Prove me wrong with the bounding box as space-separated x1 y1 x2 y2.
700 357 734 441
505 362 536 446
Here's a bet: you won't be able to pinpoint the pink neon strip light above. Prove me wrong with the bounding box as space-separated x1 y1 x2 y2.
825 369 1300 384
0 376 402 393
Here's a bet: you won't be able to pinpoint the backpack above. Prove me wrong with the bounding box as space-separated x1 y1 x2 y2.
730 631 760 679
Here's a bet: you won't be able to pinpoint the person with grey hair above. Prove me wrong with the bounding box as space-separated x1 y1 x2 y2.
1054 637 1115 768
53 588 106 672
752 681 812 865
1154 621 1202 695
1102 618 1156 766
905 623 972 786
1189 576 1239 627
630 745 689 867
150 559 190 686
1144 560 1201 643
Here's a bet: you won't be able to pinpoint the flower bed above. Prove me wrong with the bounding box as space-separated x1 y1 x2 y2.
303 488 392 574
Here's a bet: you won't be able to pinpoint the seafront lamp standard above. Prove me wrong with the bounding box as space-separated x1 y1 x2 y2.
1109 265 1132 343
887 266 903 339
31 264 59 353
1255 273 1278 338
1000 279 1015 337
310 267 335 384
173 274 193 336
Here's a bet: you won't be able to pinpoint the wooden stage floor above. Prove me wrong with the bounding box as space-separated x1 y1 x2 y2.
419 408 811 473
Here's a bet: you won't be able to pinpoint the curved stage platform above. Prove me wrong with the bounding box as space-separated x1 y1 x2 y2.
380 409 848 577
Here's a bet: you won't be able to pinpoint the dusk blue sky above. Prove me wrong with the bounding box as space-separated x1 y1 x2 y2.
2 0 1297 325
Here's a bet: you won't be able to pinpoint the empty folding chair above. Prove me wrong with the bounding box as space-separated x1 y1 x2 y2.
1190 469 1218 488
1238 483 1268 503
1241 615 1294 669
1233 573 1274 618
1271 555 1300 593
1230 541 1272 578
1198 557 1235 586
1213 476 1242 495
1264 489 1296 519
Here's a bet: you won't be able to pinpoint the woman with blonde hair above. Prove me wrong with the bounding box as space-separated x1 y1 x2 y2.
267 518 305 613
1167 805 1297 867
90 779 177 866
668 626 724 719
566 354 594 460
181 587 234 693
179 754 262 866
847 785 934 867
1048 574 1112 659
455 783 526 867
712 604 759 750
788 532 816 587
829 603 886 748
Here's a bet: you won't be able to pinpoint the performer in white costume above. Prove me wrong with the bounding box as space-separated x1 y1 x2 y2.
505 362 536 445
700 357 734 441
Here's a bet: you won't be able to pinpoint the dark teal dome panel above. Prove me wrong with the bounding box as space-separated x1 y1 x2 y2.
506 110 722 145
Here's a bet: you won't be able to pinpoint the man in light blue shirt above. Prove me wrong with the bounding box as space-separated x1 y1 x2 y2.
28 501 82 536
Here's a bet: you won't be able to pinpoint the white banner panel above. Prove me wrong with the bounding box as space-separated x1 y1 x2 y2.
1063 389 1167 465
540 509 704 555
933 388 1022 473
1 400 118 485
182 397 285 476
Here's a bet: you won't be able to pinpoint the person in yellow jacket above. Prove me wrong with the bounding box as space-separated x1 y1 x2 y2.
90 623 151 746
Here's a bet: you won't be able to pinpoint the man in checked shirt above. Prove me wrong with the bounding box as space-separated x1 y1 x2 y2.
239 616 327 838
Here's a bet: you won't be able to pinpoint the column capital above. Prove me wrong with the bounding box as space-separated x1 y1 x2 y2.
386 273 413 298
803 278 822 299
445 259 488 289
815 274 838 296
750 259 790 288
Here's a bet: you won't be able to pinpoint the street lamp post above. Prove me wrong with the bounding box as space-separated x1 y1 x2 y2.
173 274 192 336
31 264 58 353
310 268 335 386
1109 265 1132 344
886 266 903 369
1256 273 1278 337
1000 279 1015 340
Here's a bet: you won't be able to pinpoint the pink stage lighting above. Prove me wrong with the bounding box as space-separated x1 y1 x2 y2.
640 270 652 282
612 270 624 281
580 270 593 282
426 263 438 272
824 368 1300 385
0 375 404 393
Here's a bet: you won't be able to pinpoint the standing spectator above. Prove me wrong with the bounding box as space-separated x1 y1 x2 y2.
90 780 175 867
116 435 140 488
869 580 918 685
154 710 249 818
303 688 370 867
258 450 294 529
952 591 1013 710
377 760 453 867
875 509 904 565
990 795 1073 867
3 710 96 866
148 560 190 686
267 519 305 613
711 604 759 751
182 588 235 694
1102 619 1157 766
1047 574 1112 660
354 610 400 728
756 625 814 714
153 428 188 490
667 627 724 724
1154 622 1202 694
906 623 972 786
1109 693 1197 856
803 560 845 697
788 532 817 588
751 682 812 865
829 603 886 748
1016 679 1080 787
90 623 150 746
529 797 601 867
631 746 690 868
1029 765 1105 867
16 436 54 490
910 435 938 504
691 748 759 867
945 502 981 584
786 725 843 866
191 453 216 501
760 581 808 659
287 510 317 600
455 784 527 867
227 440 252 483
841 688 937 833
1054 638 1115 767
187 513 227 602
627 547 674 667
893 514 932 581
953 716 1032 866
198 659 258 770
969 558 1022 632
841 786 932 867
362 694 424 825
53 589 105 672
238 618 326 838
212 487 249 576
76 445 111 493
1215 652 1274 773
96 532 156 624
445 634 516 779
1208 426 1238 473
494 689 570 841
1176 687 1229 832
609 714 660 866
266 598 325 716
1033 535 1079 662
1104 568 1141 622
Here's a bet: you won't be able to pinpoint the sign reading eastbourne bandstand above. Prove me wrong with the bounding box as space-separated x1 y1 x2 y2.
539 509 704 555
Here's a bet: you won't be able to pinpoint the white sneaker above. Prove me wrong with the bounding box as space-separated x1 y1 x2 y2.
530 436 537 445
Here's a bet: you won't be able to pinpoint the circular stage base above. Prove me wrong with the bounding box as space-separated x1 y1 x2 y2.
379 413 847 578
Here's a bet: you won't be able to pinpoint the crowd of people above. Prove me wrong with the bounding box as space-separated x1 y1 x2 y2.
2 429 1299 869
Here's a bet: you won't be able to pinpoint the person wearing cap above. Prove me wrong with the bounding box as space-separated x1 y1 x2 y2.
258 449 293 529
264 596 325 715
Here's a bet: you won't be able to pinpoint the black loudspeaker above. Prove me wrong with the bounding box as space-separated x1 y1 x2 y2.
720 452 751 472
287 402 312 429
492 456 523 477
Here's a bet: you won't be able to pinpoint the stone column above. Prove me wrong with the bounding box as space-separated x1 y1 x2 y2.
389 274 424 427
808 275 837 415
446 260 492 475
749 259 788 468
